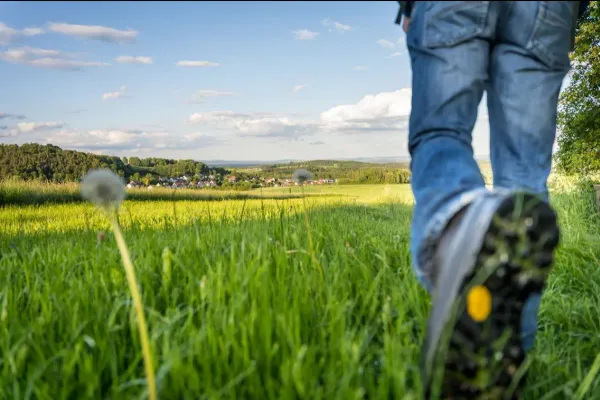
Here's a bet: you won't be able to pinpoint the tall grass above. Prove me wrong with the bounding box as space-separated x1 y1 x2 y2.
0 180 340 207
0 184 599 398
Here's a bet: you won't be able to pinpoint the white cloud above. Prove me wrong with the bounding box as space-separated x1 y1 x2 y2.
186 90 415 137
102 86 128 100
115 56 153 64
2 121 64 136
1 46 65 59
352 65 368 71
333 22 351 32
17 122 65 133
385 52 403 59
48 22 138 44
378 36 406 51
0 46 110 70
176 60 220 67
29 58 109 70
293 84 308 93
4 87 492 159
293 29 319 40
376 39 396 49
320 89 412 132
18 121 64 133
322 18 352 33
187 111 317 138
181 132 221 146
87 129 146 144
45 128 220 152
188 89 238 103
0 22 44 45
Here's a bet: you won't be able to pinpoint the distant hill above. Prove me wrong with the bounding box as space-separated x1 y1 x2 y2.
231 159 412 185
0 143 218 183
0 143 489 186
204 160 301 168
207 155 490 168
204 156 413 168
242 159 410 171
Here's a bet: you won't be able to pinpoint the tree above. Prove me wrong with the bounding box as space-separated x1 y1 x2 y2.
0 143 134 182
142 173 153 186
555 2 600 174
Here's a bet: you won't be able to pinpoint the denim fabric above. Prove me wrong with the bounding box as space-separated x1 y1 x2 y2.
406 1 574 350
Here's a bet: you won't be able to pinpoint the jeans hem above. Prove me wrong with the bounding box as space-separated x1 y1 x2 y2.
413 187 489 292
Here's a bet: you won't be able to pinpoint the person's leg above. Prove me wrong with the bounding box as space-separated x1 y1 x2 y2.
488 2 573 200
486 0 574 351
406 1 494 290
408 2 572 397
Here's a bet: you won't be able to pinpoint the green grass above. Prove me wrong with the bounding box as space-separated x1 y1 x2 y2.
0 184 599 399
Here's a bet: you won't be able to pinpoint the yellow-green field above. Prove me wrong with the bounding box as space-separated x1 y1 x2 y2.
1 183 599 398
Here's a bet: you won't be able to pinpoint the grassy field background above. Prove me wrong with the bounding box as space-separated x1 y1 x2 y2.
0 180 346 207
1 183 600 398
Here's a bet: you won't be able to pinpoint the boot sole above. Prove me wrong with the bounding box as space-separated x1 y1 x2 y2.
426 193 560 399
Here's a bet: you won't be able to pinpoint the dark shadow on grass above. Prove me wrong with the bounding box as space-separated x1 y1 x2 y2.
0 189 346 207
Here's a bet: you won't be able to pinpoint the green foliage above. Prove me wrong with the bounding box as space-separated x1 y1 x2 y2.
555 1 600 174
241 160 412 185
0 144 413 187
337 168 411 185
0 144 212 184
142 173 154 186
0 143 131 182
135 157 211 178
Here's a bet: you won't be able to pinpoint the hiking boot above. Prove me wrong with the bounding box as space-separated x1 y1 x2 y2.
422 192 560 399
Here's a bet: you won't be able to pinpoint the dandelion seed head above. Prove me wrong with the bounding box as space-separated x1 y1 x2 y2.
81 169 126 211
292 169 313 184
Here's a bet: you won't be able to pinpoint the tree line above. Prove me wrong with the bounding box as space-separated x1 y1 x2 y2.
0 143 131 182
248 160 412 184
0 143 412 185
0 144 216 183
555 1 600 176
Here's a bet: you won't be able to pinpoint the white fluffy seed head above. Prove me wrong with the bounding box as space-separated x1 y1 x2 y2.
81 169 126 211
292 169 313 184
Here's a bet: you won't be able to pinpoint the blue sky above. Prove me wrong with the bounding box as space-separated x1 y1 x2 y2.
2 1 503 161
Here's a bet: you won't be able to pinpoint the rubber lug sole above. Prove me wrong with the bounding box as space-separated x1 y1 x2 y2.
425 193 560 400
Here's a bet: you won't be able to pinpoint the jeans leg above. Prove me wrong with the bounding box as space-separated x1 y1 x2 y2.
407 1 496 290
486 1 574 351
488 1 574 200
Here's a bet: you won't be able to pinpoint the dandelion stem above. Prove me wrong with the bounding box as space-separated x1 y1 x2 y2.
109 213 157 400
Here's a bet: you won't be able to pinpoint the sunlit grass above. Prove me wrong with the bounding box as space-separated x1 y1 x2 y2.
0 183 599 398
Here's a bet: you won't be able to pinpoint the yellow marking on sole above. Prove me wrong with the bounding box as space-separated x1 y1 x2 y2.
467 285 492 322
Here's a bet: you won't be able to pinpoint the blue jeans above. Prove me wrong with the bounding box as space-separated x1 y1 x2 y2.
407 1 574 349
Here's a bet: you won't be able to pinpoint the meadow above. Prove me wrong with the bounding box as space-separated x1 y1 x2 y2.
0 180 341 207
1 182 599 399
